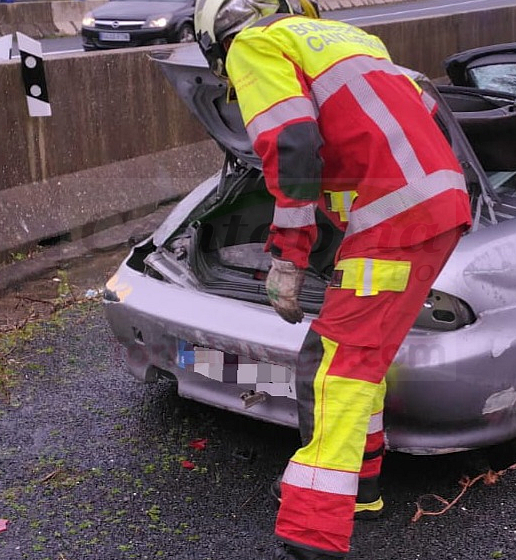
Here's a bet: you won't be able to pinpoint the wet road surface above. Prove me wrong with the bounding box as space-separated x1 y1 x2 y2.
1 264 516 560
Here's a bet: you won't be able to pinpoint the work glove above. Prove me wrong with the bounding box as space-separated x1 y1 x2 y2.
265 256 305 324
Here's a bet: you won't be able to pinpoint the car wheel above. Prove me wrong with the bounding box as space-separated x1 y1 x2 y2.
178 23 195 43
485 437 516 472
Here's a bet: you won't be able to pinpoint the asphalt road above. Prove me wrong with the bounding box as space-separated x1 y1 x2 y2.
328 0 516 25
1 287 516 560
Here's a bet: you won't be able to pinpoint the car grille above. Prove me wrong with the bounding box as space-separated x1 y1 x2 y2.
95 20 145 31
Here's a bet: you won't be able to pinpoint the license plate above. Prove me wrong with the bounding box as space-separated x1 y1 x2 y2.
99 32 130 42
176 341 295 398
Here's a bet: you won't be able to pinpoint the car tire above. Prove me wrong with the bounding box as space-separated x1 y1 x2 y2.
178 23 195 43
485 437 516 472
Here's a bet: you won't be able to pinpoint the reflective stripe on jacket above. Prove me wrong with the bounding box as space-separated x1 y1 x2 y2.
226 15 472 268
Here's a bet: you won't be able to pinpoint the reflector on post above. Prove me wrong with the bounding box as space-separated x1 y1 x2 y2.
0 34 12 61
16 32 52 117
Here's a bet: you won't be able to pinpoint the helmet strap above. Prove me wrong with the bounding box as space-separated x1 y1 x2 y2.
278 0 293 14
278 0 319 17
299 0 319 18
198 30 228 78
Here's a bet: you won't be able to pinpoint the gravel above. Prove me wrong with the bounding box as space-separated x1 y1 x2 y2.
1 301 516 560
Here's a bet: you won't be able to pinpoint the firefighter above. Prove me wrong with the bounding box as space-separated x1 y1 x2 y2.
195 0 473 558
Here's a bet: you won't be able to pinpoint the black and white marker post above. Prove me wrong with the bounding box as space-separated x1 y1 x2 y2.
16 32 52 117
0 34 12 61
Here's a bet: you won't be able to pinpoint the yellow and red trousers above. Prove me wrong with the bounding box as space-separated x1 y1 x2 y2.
275 227 464 555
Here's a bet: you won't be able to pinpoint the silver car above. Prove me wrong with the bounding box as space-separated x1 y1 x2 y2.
103 42 516 457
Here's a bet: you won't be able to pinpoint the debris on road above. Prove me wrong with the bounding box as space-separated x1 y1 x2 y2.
188 438 208 450
412 463 516 522
84 288 101 299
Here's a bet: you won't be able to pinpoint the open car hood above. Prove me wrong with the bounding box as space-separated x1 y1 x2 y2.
150 44 260 168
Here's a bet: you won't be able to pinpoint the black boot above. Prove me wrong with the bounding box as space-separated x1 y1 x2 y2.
354 475 383 519
270 475 383 520
273 543 346 559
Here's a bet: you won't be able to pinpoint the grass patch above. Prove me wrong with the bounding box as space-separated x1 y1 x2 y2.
0 285 101 404
0 321 39 404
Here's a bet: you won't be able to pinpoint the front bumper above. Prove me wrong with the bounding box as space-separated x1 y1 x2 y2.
104 261 516 454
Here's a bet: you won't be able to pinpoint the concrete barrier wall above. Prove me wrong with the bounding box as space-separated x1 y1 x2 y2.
0 47 211 191
0 1 57 38
0 140 224 259
363 6 516 80
0 1 104 37
1 3 515 259
3 5 514 194
0 46 221 259
52 0 105 35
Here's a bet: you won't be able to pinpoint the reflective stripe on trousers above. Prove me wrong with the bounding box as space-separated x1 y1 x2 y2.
275 228 464 554
331 257 412 297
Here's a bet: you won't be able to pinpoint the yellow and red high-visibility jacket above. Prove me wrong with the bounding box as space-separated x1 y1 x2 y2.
226 15 472 269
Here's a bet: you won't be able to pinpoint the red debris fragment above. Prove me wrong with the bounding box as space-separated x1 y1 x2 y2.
181 460 196 470
188 438 208 451
0 519 8 533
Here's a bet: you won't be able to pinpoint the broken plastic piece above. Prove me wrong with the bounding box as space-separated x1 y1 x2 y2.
240 390 267 409
84 289 100 299
188 438 208 450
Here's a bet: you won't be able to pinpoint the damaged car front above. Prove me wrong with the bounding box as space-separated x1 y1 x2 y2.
103 43 516 455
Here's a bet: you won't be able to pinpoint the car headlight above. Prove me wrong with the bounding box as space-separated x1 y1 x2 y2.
144 16 170 28
82 13 95 27
413 289 476 331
